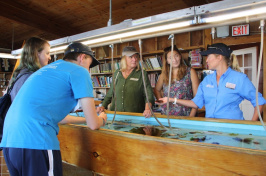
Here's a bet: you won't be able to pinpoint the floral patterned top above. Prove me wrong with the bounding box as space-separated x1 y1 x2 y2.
161 67 193 116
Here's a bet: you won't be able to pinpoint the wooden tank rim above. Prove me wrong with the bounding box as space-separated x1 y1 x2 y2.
61 111 266 156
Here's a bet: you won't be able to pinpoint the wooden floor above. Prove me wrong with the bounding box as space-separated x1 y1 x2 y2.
0 151 99 176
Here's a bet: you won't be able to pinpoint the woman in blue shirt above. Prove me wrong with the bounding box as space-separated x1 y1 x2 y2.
157 43 266 120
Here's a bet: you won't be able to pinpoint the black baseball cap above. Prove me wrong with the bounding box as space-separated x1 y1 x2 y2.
64 42 100 68
200 43 233 58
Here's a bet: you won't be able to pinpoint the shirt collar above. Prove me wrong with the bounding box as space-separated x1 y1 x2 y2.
213 67 232 78
222 67 232 78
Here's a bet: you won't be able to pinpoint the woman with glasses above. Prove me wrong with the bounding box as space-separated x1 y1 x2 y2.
97 46 155 118
157 43 266 120
154 45 200 116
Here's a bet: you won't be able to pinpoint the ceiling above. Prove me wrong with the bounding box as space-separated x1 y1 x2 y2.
0 0 222 52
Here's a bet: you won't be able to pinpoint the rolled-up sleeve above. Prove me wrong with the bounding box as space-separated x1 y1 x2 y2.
239 76 266 107
192 82 205 109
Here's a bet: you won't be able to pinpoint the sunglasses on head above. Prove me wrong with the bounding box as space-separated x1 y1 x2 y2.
207 45 224 53
163 45 178 52
89 50 95 57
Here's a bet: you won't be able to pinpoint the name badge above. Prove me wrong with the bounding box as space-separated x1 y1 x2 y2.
130 78 139 81
206 84 214 88
225 82 236 89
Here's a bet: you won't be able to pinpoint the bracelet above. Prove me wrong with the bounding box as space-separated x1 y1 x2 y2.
173 98 177 105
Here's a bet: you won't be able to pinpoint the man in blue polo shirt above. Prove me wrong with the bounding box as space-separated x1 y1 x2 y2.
0 42 107 176
157 43 266 120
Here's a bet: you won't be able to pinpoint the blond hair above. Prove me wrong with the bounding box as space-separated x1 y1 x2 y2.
120 55 140 72
222 54 241 72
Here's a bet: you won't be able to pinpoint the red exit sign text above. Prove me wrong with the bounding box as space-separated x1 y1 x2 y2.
232 24 249 36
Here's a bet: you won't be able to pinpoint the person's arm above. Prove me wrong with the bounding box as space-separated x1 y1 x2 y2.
99 70 119 112
100 85 113 110
142 71 155 118
97 79 113 113
154 74 163 100
143 71 155 105
96 106 105 113
251 105 264 121
59 114 86 124
158 97 198 109
238 76 266 120
80 97 107 130
143 102 153 118
189 68 200 117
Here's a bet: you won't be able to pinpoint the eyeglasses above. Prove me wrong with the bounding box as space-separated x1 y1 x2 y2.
207 46 224 53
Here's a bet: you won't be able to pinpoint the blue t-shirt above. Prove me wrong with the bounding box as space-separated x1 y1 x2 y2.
0 60 93 150
192 67 266 120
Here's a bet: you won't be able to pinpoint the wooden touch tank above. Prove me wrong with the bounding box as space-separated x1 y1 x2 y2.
58 111 266 176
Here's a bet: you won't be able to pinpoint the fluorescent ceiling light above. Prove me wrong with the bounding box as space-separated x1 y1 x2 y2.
203 6 266 23
50 45 68 53
0 53 19 59
50 20 191 53
82 21 190 45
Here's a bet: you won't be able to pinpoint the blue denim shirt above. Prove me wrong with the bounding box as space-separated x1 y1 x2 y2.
192 67 266 120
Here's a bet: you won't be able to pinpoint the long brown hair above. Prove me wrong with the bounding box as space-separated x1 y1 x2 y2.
10 37 49 85
161 45 187 84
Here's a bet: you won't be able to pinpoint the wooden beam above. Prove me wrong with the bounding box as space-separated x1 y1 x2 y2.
0 1 77 36
204 28 212 48
214 34 261 46
101 46 109 58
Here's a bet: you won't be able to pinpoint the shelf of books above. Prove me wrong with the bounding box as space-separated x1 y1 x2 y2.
90 61 120 74
91 76 112 88
142 55 162 71
0 58 17 96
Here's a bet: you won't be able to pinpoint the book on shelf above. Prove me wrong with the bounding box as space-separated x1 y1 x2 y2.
140 61 149 70
148 72 160 88
91 75 112 88
145 57 153 70
189 49 202 68
143 55 162 70
90 61 121 74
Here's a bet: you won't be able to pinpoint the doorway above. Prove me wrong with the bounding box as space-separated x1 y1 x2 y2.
233 47 257 120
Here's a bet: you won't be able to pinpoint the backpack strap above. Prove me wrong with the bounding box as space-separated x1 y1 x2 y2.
7 72 31 94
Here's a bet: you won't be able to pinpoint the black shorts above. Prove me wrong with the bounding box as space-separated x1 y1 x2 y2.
3 147 62 176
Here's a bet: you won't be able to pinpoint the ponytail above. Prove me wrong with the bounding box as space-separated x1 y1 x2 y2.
229 54 241 72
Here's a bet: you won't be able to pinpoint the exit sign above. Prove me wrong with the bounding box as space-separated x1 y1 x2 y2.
232 24 249 36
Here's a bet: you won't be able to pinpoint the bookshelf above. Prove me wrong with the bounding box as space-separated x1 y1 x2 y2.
0 58 17 96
